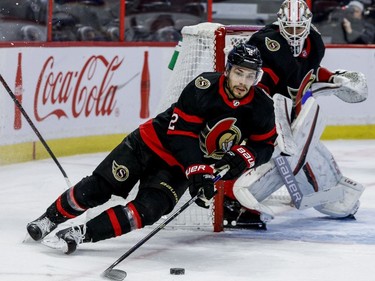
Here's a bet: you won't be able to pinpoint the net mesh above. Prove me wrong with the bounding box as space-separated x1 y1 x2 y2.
158 23 222 113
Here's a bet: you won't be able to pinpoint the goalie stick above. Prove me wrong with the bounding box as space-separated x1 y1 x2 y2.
0 74 72 188
102 167 229 281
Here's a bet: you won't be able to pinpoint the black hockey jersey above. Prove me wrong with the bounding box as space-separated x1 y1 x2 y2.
248 24 326 103
139 72 277 173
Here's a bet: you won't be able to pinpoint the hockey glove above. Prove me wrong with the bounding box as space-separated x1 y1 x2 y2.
329 70 368 103
186 164 215 209
329 70 350 86
214 145 255 180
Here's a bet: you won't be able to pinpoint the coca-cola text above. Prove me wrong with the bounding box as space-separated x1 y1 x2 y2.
34 55 123 121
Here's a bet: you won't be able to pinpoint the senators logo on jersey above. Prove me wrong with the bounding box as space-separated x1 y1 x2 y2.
112 160 129 182
265 37 280 52
199 118 242 160
195 76 211 89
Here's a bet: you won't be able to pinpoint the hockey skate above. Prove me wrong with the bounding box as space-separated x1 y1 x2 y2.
27 213 57 241
42 225 90 255
223 196 267 230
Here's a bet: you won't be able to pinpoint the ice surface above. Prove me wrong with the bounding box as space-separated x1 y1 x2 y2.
1 140 374 281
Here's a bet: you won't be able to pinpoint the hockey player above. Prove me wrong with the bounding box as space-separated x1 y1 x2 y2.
26 43 277 254
223 0 367 228
248 0 367 111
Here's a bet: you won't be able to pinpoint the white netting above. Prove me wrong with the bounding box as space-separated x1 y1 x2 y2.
158 22 222 113
158 23 260 113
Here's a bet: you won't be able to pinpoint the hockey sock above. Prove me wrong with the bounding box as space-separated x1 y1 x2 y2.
46 186 87 224
47 175 113 224
86 203 142 242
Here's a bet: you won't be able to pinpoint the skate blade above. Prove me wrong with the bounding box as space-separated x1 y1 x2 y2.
22 232 35 243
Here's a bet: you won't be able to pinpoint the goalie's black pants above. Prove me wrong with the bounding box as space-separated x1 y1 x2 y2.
45 129 188 242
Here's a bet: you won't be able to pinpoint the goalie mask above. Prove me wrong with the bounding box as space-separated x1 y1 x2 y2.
277 0 312 57
226 43 263 85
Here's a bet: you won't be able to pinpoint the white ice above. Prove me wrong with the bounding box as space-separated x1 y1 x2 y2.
1 140 375 281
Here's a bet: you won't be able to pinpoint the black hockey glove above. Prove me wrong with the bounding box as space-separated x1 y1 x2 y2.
214 145 255 180
186 164 215 209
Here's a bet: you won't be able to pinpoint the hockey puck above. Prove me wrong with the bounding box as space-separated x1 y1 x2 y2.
170 268 185 275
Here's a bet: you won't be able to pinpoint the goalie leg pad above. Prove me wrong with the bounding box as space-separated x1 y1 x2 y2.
234 97 325 205
273 94 296 155
233 180 275 222
298 141 342 188
313 176 364 218
234 156 285 202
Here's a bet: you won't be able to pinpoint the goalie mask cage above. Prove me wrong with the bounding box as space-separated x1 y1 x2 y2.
156 23 291 232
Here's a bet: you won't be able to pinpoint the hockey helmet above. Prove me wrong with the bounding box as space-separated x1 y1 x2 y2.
277 0 312 57
226 43 263 83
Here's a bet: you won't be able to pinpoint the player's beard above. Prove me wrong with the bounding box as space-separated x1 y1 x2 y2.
225 80 249 100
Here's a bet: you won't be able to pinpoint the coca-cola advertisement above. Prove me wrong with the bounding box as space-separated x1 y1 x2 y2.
0 47 172 146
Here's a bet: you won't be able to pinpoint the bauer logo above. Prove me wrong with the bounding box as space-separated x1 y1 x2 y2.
275 155 302 208
112 160 129 182
195 76 211 89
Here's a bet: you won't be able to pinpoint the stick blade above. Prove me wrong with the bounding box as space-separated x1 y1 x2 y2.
101 269 127 281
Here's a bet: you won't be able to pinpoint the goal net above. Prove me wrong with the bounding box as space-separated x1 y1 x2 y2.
155 23 291 232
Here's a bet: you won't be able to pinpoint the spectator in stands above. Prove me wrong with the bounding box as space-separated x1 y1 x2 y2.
149 14 181 42
342 1 375 43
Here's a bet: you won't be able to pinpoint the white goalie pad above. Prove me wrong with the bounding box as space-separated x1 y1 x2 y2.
233 186 275 222
313 176 364 218
234 97 325 202
273 94 296 156
233 96 364 217
312 70 368 103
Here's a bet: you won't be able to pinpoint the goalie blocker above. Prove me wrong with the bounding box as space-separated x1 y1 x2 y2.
233 94 364 219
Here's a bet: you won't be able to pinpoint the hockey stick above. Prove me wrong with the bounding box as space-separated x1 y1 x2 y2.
0 74 72 188
102 167 229 281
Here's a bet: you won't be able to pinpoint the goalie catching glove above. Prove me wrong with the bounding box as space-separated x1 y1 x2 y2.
214 145 255 180
328 70 368 103
186 164 215 209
